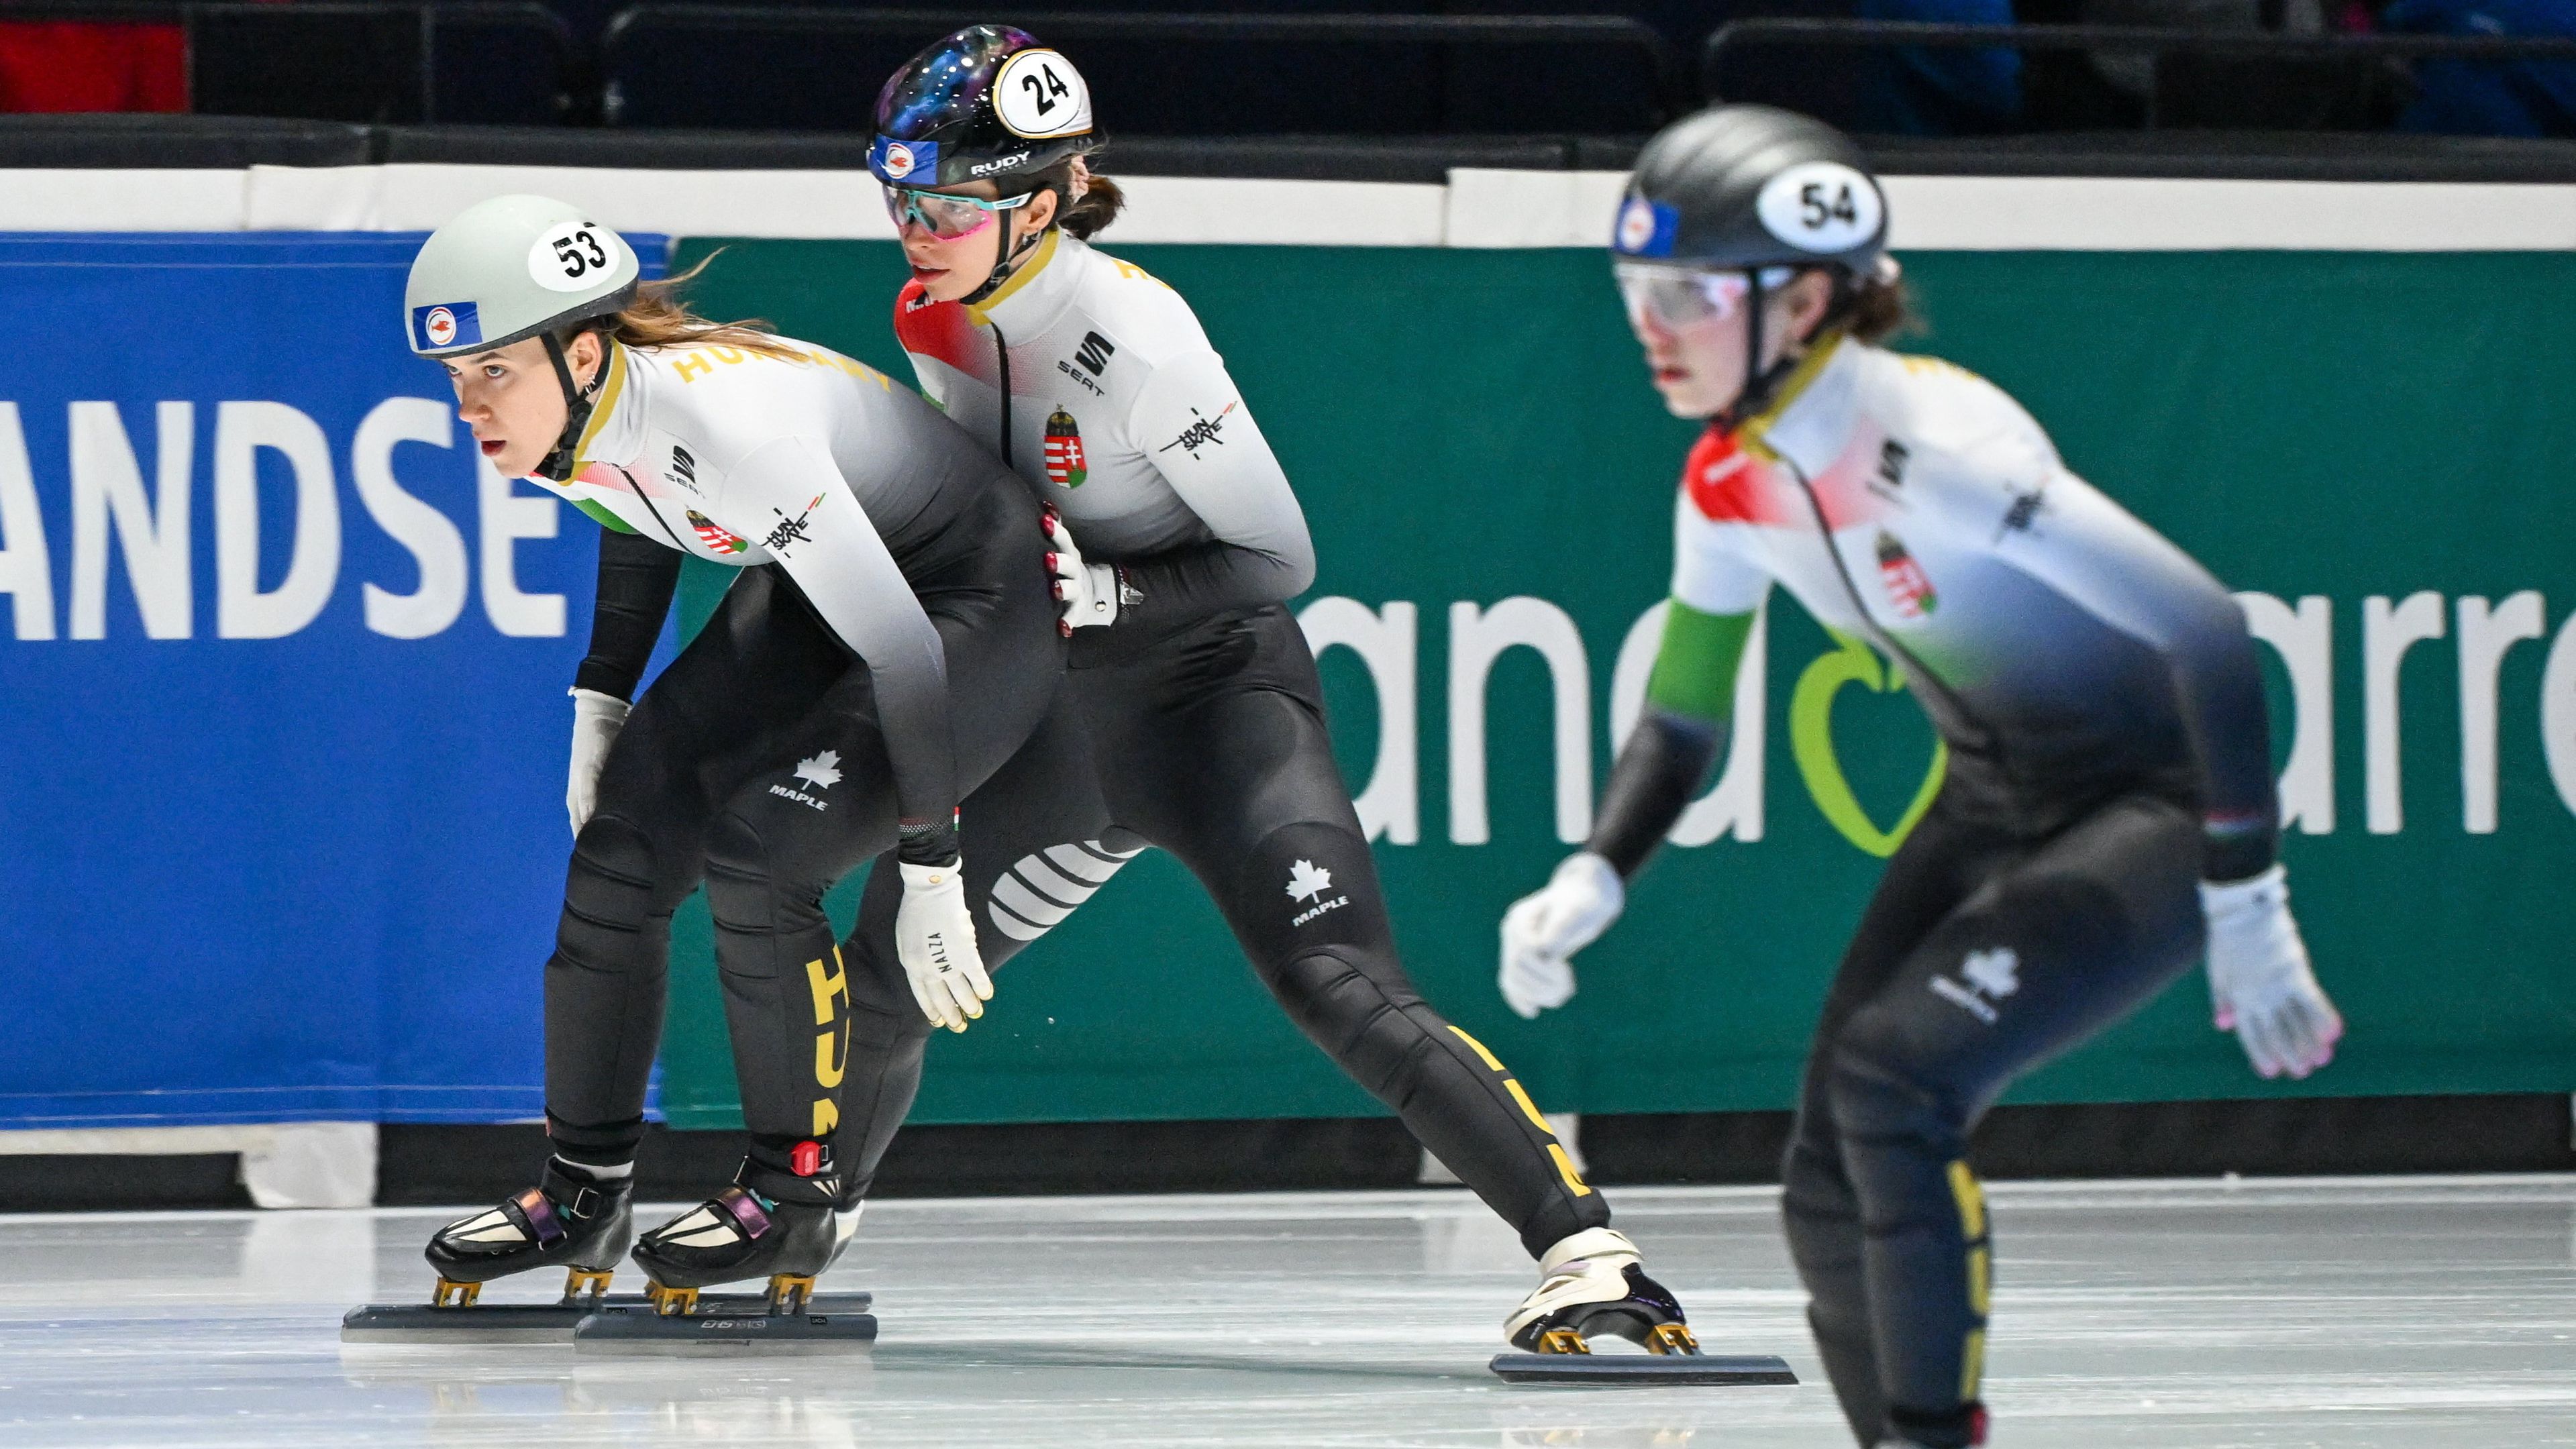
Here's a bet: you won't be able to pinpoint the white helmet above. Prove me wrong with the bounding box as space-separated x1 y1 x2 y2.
405 193 639 357
407 195 641 480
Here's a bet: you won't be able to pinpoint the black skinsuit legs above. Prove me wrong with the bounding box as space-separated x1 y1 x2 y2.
840 605 1610 1258
1780 764 2207 1447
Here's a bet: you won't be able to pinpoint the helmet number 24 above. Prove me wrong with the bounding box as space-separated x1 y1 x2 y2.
1022 62 1071 117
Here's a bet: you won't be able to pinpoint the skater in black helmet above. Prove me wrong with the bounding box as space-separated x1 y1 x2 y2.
818 25 1694 1352
400 195 1062 1310
1494 105 2347 1446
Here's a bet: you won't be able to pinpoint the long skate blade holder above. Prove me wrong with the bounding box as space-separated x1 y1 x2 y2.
1490 1321 1796 1385
341 1287 874 1345
429 1278 481 1309
570 1277 877 1355
1489 1345 1798 1385
562 1269 613 1305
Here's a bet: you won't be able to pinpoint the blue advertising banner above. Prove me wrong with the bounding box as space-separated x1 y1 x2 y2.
0 233 663 1127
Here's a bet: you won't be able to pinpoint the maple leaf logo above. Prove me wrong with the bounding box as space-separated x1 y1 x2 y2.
1960 948 2018 1000
1286 859 1333 903
793 751 843 792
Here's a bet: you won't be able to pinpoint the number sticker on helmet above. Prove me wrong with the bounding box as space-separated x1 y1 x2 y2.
992 49 1092 140
1754 162 1884 255
530 219 619 292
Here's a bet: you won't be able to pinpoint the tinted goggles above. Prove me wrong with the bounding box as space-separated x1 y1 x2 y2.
881 184 1033 240
1612 263 1796 329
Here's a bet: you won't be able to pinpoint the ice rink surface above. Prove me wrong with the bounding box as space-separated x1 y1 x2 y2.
1 1175 2571 1448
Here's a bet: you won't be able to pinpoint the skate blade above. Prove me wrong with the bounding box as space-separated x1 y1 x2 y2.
340 1292 874 1346
571 1303 879 1356
1488 1351 1798 1385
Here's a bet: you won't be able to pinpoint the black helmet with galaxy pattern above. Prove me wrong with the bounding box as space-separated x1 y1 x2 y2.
868 25 1102 190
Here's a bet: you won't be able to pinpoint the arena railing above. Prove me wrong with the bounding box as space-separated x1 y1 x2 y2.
1700 19 2576 130
0 0 579 124
593 7 1689 129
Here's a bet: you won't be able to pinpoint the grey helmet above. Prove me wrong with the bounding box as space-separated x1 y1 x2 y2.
1612 105 1890 423
1612 104 1888 276
405 195 642 481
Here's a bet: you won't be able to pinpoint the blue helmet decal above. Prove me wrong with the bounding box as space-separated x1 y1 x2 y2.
411 301 481 353
1613 197 1680 258
869 136 940 185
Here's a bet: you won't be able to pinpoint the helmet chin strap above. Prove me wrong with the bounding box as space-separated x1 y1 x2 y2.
1719 270 1846 433
960 197 1055 307
535 331 610 483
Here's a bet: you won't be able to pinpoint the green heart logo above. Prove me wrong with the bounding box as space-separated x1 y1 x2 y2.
1790 630 1947 857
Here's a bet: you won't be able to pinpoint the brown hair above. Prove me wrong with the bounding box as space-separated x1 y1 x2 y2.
1021 156 1125 240
1836 270 1916 344
565 252 805 360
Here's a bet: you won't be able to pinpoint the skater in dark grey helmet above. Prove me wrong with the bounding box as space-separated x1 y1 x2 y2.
401 193 1063 1311
1495 105 2347 1446
817 23 1696 1353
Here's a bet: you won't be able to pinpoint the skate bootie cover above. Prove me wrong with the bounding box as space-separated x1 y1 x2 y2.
630 1156 860 1315
423 1159 633 1302
1505 1226 1698 1354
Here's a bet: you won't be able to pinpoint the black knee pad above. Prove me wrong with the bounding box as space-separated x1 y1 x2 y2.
1781 1136 1863 1273
704 808 838 958
557 815 672 970
1825 1034 1970 1232
1263 946 1435 1098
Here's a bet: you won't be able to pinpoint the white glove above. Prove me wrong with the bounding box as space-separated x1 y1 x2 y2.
1498 852 1627 1019
2201 864 2342 1081
566 688 630 837
1043 509 1125 632
897 859 992 1033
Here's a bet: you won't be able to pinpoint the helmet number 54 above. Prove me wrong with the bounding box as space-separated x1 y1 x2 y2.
1800 183 1859 231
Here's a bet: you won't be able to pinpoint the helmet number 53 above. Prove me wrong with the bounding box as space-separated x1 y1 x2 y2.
552 229 609 279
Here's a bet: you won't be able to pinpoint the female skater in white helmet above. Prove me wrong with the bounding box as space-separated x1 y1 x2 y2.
403 194 1062 1312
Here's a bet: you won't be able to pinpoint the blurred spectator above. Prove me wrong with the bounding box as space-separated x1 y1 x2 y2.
1855 0 2026 132
2381 0 2576 135
0 21 185 112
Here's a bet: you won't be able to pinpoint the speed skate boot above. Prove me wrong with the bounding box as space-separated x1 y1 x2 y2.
342 1159 641 1342
1486 1226 1800 1383
1506 1228 1696 1356
627 1154 859 1318
423 1158 633 1306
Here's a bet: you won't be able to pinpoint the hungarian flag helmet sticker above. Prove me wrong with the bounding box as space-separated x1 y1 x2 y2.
1044 408 1088 488
1875 531 1938 619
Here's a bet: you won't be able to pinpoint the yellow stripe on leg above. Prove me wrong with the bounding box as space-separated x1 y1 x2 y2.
1503 1079 1555 1135
1447 1024 1506 1072
1947 1160 1987 1240
1967 1246 1990 1316
1959 1328 1986 1399
1547 1143 1594 1197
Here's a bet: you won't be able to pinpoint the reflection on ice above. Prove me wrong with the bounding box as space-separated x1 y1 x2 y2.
0 1179 2569 1447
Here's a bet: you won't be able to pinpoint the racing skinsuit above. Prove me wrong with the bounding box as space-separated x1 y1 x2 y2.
535 335 1060 1185
830 228 1612 1258
1590 332 2277 1448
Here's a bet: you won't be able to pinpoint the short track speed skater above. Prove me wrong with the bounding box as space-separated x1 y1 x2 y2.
1489 1228 1797 1386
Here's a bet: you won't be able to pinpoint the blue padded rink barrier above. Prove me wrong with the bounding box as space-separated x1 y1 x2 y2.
1 1177 2571 1446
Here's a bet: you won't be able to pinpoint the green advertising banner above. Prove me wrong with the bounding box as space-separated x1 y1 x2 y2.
648 237 2576 1129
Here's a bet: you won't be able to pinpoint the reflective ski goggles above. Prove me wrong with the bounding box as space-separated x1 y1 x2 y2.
1613 262 1797 329
881 184 1034 240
